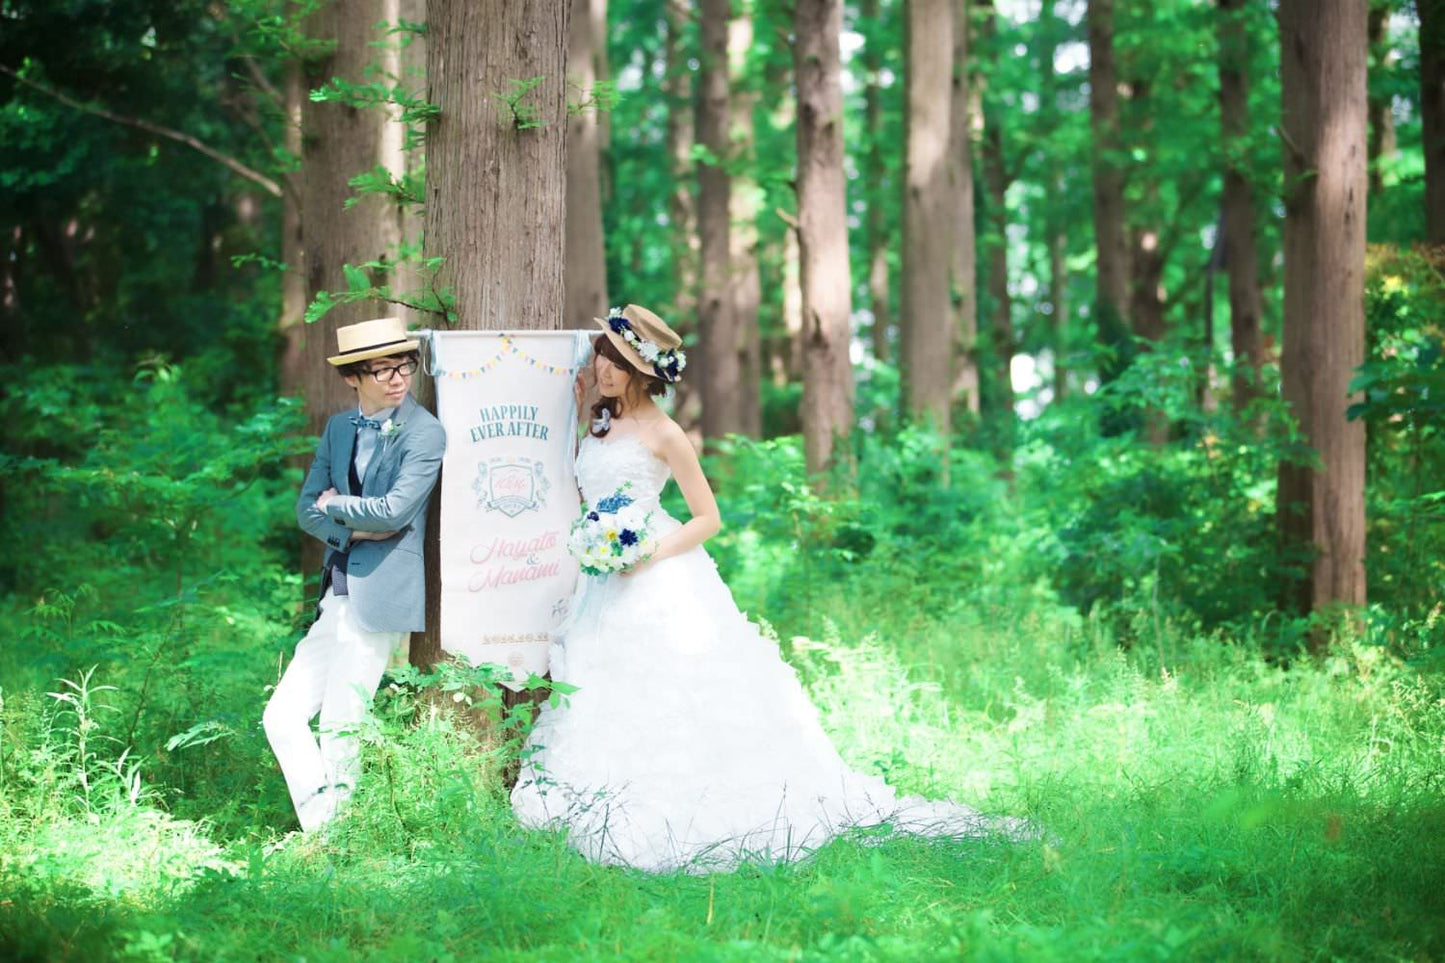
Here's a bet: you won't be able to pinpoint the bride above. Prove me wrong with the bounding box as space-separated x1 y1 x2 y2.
510 304 1027 873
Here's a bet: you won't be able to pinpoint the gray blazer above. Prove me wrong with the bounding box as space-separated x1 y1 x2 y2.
296 394 446 633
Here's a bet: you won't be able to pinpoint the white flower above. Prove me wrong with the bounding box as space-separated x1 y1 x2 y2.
380 418 403 438
639 342 660 362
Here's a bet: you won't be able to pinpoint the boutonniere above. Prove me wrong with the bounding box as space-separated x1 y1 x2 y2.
380 418 403 439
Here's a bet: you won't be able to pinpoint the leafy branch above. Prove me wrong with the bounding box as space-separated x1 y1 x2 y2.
0 61 284 199
497 77 548 131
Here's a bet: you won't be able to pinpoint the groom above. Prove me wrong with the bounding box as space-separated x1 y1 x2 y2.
263 316 446 832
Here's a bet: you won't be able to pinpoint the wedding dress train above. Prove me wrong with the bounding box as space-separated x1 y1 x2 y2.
510 434 1025 873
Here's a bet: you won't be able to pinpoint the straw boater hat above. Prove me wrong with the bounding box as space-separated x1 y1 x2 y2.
327 317 421 366
593 304 688 383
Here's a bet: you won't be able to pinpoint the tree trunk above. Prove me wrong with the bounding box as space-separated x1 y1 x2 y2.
977 0 1012 431
697 0 742 443
1088 0 1130 361
1040 0 1067 401
384 0 427 334
299 0 409 585
795 0 855 481
415 0 571 667
862 0 892 367
949 0 980 416
591 0 612 201
1367 2 1396 196
565 0 609 329
1421 0 1445 243
780 224 804 387
1276 0 1368 637
1217 0 1264 414
982 119 1013 424
664 0 702 437
901 0 954 436
730 14 763 438
279 58 306 398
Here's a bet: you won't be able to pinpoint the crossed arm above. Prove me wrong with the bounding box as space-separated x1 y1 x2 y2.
296 420 446 549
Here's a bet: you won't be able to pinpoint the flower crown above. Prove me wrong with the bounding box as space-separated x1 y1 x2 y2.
605 308 687 383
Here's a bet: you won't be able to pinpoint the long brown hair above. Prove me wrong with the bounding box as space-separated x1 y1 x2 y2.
590 334 667 437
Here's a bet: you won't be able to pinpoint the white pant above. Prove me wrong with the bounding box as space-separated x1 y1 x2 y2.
262 591 404 831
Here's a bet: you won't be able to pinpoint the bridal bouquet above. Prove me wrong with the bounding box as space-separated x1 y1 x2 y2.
568 483 659 576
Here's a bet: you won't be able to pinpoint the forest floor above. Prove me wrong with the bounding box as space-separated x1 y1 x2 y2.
2 570 1442 962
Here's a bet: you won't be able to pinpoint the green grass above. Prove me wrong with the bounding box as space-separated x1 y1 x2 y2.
2 578 1442 962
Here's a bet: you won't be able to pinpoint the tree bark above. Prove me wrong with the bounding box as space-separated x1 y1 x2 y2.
1040 0 1067 401
415 0 571 666
1217 0 1264 414
795 0 855 481
730 14 763 438
591 0 612 200
862 0 892 367
279 58 306 398
664 0 703 437
901 0 954 435
977 0 1012 429
1275 0 1368 635
1367 2 1397 196
697 0 742 442
949 0 980 416
1088 0 1130 360
1421 0 1445 243
565 0 609 329
300 0 407 435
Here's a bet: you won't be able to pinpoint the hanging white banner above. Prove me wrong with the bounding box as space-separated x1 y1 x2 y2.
429 330 592 682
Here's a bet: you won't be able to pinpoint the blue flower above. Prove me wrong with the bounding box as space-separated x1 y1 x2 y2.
618 529 638 547
596 492 634 513
586 511 600 522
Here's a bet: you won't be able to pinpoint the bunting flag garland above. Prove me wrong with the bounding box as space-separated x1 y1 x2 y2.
432 334 582 379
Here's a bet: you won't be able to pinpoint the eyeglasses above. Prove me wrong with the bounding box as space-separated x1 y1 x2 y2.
362 359 418 382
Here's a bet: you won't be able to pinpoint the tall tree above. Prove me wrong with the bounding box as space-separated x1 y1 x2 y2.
729 12 763 438
417 0 571 664
1367 1 1397 196
901 0 955 435
565 0 609 329
1275 0 1368 634
664 0 702 435
862 0 893 366
949 0 979 415
300 0 406 434
1422 0 1445 242
795 0 855 480
388 0 428 333
977 0 1013 427
1217 0 1265 413
697 0 743 441
1038 0 1068 401
1125 79 1165 348
279 59 306 397
1088 0 1130 365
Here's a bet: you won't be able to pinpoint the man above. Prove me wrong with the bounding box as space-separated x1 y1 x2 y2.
263 316 446 832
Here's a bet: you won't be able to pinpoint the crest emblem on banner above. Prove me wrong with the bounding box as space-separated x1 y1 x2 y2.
474 457 550 518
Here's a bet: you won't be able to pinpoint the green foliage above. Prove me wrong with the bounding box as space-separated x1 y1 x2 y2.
497 76 550 131
1354 246 1445 648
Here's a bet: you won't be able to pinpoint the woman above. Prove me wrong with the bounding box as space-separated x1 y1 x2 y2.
510 304 1025 872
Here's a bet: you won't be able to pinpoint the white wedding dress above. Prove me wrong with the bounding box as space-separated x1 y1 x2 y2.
510 434 1025 873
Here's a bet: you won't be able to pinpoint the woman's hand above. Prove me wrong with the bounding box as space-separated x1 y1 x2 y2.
620 548 664 578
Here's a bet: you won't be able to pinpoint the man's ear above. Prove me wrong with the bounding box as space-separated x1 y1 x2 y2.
342 374 360 391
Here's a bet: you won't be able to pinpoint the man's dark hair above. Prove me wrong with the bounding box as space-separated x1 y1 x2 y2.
337 349 421 380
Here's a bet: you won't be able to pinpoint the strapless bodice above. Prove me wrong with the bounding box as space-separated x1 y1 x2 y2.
575 434 672 509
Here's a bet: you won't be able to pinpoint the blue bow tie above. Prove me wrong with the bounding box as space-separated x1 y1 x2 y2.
351 414 384 431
